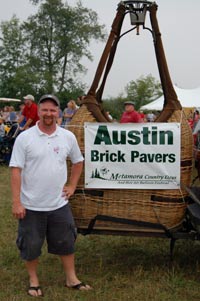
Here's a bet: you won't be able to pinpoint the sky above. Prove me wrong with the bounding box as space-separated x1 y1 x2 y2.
0 0 200 98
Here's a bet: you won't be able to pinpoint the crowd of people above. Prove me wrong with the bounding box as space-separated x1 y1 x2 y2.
0 95 80 141
1 95 199 142
119 102 200 130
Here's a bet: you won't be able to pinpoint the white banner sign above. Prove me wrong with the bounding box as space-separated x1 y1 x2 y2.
84 123 181 189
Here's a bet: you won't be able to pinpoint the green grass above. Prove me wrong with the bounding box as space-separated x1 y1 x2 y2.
1 165 200 301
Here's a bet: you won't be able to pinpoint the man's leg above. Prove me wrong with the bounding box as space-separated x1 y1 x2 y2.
26 259 43 296
60 254 91 290
48 206 92 290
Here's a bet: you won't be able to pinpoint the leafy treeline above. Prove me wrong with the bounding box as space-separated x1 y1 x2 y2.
0 0 106 106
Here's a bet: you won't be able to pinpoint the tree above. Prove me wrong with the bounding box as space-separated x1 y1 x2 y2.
102 75 162 121
125 74 162 110
0 0 106 103
0 17 35 98
103 94 127 121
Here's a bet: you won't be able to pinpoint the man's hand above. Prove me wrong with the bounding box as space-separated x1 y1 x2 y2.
12 202 26 219
62 161 83 200
62 185 76 199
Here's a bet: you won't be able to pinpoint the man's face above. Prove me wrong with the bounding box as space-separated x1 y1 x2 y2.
125 104 134 112
38 100 59 126
24 99 32 106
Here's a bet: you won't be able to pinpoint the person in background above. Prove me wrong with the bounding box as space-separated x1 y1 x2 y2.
0 117 5 141
2 106 10 122
146 111 155 122
17 104 27 128
193 110 200 129
10 94 92 297
187 113 194 129
120 101 141 123
62 100 77 127
106 111 113 120
8 106 17 123
57 108 63 126
138 110 146 122
18 94 39 130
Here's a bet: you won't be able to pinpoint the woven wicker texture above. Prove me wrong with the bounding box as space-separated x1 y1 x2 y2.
67 105 193 231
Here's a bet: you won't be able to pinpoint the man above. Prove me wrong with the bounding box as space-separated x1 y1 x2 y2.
120 101 141 123
10 94 91 297
146 111 155 122
18 94 39 130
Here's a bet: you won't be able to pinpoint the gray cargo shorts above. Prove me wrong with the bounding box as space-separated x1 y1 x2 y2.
16 204 77 261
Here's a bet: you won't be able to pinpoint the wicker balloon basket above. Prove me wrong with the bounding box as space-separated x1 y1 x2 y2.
67 1 193 234
67 106 193 233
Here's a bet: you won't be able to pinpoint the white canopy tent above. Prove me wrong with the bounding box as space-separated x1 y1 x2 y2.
140 86 200 111
0 98 21 103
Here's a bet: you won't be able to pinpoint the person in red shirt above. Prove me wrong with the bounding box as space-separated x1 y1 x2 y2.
139 110 146 122
18 94 39 130
120 101 141 123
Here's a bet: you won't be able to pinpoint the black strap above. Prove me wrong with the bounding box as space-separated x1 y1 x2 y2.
83 214 171 237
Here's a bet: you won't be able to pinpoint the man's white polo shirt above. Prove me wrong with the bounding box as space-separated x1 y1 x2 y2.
9 123 84 211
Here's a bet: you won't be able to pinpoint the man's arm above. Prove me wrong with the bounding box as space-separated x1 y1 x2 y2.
10 167 26 219
21 118 33 130
63 112 74 118
64 161 83 198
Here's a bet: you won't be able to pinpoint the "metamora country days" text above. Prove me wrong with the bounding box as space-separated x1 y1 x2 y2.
110 174 176 181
